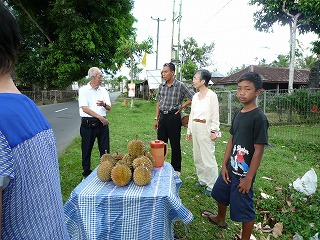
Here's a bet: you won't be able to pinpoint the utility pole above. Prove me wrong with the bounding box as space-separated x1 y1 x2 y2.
171 0 182 80
171 0 176 53
177 0 182 81
151 16 166 69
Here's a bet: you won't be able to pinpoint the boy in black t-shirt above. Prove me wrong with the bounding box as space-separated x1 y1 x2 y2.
201 72 269 240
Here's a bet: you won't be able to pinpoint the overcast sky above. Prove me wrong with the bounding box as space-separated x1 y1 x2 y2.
125 0 318 77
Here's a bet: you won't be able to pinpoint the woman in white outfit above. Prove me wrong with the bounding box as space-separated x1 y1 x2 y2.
186 69 220 195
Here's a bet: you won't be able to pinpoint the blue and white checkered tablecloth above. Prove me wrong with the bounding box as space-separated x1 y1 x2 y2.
64 162 193 240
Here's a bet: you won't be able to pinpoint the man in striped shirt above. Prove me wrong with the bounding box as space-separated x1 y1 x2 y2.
154 62 195 175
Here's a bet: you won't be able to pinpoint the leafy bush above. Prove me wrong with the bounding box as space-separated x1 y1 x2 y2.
149 89 157 102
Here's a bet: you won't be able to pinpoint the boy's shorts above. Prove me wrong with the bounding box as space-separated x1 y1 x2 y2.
211 173 255 222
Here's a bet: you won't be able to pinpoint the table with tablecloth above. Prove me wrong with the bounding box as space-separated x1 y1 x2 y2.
64 162 193 240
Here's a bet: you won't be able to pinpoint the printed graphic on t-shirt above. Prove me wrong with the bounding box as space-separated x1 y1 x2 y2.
230 144 249 177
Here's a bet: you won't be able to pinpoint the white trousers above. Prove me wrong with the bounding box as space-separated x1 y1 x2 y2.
192 122 219 190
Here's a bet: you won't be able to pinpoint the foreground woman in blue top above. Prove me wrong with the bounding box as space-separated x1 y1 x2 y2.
0 3 69 239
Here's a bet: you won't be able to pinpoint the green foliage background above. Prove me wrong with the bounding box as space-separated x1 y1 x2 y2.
249 0 320 55
7 0 136 89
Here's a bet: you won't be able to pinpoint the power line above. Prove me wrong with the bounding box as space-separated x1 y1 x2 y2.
200 0 234 27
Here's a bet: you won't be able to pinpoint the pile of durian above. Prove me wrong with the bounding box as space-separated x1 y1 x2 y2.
97 137 154 186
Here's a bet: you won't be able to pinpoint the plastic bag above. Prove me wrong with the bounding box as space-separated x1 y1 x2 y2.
292 168 317 196
310 233 319 240
293 233 303 240
292 232 319 240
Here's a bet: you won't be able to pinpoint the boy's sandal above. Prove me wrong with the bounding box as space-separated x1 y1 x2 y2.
232 234 241 240
200 210 228 229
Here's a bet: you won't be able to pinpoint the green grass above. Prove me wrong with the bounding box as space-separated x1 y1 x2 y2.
59 98 320 240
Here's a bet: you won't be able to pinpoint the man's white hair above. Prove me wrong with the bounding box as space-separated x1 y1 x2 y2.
88 67 100 78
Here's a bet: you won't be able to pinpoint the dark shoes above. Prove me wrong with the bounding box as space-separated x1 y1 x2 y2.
194 182 206 187
202 189 212 196
195 182 211 195
82 170 92 178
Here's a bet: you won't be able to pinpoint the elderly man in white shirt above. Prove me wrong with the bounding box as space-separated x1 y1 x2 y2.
78 67 112 178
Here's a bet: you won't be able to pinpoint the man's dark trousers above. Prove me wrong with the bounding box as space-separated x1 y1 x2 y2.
157 112 182 172
80 119 109 177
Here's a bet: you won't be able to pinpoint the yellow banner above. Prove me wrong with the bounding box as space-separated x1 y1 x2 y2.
142 52 147 67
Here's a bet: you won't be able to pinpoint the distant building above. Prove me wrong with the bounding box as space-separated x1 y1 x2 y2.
210 71 224 86
213 65 310 91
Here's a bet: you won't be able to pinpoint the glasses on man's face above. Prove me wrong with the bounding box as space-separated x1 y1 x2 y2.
92 74 103 78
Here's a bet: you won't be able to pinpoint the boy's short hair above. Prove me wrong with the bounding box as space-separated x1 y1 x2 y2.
238 72 263 90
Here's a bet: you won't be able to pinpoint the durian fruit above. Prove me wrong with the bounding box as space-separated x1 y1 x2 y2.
133 166 152 186
100 153 116 165
144 152 155 165
127 135 146 158
112 152 125 161
111 164 132 186
118 153 135 170
132 156 153 170
97 160 114 182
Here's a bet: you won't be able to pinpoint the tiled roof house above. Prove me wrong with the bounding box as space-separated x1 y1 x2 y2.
212 65 310 90
209 71 224 85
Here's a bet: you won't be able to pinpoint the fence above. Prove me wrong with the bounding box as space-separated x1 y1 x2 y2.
22 90 78 104
215 88 320 141
216 88 320 125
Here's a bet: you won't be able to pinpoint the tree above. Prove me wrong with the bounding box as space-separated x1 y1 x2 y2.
114 36 153 82
181 37 215 68
249 0 320 92
113 36 153 107
227 65 247 76
109 75 127 92
308 60 320 88
180 59 198 82
270 54 290 67
254 49 316 70
256 58 268 66
180 37 215 81
296 55 318 70
7 0 136 89
249 0 320 35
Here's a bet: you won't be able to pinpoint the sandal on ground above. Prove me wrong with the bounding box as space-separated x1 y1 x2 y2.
232 233 241 240
200 210 228 229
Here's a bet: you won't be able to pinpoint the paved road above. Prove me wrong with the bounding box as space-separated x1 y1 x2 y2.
39 91 121 156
